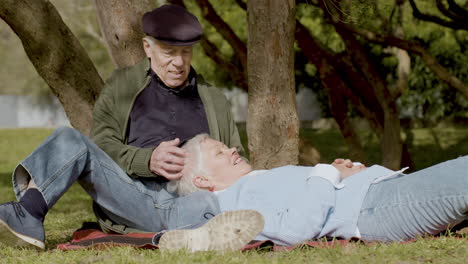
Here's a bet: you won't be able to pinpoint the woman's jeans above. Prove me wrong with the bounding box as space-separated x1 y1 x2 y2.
358 156 468 242
11 127 220 232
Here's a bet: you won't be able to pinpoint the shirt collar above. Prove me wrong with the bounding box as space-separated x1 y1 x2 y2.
147 66 198 96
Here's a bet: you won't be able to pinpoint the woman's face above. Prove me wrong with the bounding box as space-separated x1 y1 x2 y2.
199 138 252 191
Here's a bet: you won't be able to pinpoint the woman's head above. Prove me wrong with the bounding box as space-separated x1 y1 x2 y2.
168 134 252 195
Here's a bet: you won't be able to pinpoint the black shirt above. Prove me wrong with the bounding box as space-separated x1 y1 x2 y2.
127 68 210 148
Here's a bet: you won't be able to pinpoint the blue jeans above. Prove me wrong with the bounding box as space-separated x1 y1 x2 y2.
11 127 220 232
358 156 468 242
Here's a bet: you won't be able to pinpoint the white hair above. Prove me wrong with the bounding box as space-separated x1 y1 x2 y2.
143 35 158 48
167 134 210 196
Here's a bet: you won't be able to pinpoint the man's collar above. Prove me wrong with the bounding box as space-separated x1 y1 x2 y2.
147 66 198 96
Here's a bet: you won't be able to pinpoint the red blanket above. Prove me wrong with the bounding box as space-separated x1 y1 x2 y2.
57 228 354 251
57 222 467 251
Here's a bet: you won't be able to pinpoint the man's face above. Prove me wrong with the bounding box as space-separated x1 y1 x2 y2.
144 39 193 88
199 138 252 191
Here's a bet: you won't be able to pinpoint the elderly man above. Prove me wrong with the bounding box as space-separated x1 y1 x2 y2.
165 134 468 247
0 5 253 251
90 4 244 234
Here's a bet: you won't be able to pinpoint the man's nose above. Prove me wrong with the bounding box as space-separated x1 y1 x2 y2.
172 55 184 66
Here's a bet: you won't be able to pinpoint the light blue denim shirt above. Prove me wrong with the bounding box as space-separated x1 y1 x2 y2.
216 165 398 246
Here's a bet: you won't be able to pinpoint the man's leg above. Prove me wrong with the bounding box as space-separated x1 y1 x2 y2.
1 127 255 250
357 156 468 242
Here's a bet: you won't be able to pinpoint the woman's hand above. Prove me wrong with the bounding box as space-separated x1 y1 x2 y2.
332 159 367 180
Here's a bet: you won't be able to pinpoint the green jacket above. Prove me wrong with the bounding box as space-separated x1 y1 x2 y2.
91 59 244 178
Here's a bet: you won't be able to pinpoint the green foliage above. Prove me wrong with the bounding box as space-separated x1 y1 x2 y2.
297 4 345 54
185 0 247 88
401 1 468 120
341 0 468 121
0 0 466 122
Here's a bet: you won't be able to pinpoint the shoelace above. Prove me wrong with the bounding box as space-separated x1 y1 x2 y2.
4 202 26 223
204 212 215 220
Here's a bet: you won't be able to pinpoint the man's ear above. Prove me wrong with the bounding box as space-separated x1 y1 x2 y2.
142 39 152 58
193 176 213 190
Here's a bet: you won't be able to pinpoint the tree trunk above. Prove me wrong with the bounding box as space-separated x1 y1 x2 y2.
94 0 154 68
247 0 299 169
0 0 103 135
337 29 403 169
295 22 367 163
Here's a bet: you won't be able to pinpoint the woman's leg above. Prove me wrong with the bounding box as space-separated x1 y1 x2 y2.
357 156 468 242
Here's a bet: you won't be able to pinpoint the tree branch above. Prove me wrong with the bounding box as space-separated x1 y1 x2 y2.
408 0 468 30
447 0 468 18
234 0 246 10
166 0 185 7
195 0 247 70
387 1 410 99
435 0 465 21
295 20 369 162
199 38 248 91
296 21 384 133
171 0 247 89
336 22 468 99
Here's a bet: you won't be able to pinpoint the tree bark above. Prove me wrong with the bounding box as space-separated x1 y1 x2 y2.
94 0 154 68
0 0 103 135
247 0 299 169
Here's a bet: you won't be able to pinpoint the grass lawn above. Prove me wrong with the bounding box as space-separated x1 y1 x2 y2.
0 127 467 263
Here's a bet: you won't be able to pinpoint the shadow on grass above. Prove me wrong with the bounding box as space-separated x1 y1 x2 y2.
0 172 12 187
0 172 16 202
299 127 468 171
409 134 468 171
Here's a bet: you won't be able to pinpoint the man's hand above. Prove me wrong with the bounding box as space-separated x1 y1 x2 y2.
150 138 187 180
332 158 366 180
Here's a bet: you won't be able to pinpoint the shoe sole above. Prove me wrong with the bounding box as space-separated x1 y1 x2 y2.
0 219 45 249
158 210 264 252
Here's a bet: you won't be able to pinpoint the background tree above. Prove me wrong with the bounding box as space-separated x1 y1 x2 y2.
246 0 299 169
0 0 104 134
0 0 466 169
0 0 155 134
181 0 467 169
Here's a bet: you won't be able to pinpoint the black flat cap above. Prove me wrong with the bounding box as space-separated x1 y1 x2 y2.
142 5 203 46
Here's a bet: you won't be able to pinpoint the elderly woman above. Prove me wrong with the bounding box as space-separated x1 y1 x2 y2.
166 134 468 246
